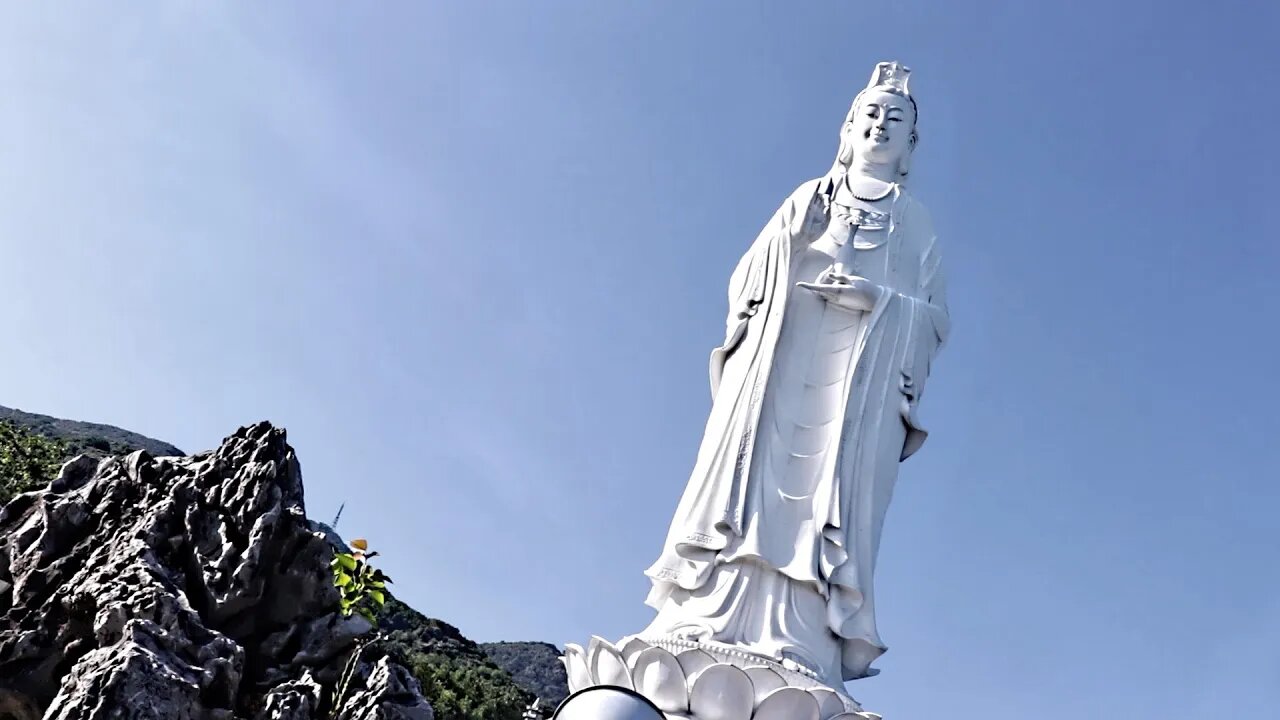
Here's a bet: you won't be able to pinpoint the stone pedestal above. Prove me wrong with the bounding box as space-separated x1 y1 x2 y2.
562 636 879 720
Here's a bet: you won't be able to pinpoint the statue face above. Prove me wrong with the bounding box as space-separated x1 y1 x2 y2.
843 89 916 169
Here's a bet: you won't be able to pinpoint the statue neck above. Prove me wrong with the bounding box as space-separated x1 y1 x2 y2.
848 157 900 184
840 171 897 203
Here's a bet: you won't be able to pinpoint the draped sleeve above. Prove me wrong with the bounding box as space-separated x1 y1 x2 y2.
896 198 950 460
709 180 826 396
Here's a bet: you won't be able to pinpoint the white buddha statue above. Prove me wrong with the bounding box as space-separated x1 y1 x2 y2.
639 61 951 687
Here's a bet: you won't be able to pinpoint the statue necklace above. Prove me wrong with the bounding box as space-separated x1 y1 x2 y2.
849 186 893 203
839 178 893 234
817 174 894 256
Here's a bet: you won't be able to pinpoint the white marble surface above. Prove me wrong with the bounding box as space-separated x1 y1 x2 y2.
562 636 877 720
565 61 950 719
640 61 949 687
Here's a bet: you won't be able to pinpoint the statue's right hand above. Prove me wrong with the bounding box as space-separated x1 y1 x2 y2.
803 185 832 230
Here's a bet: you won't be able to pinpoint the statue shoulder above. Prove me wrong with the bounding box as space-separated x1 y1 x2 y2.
898 190 938 243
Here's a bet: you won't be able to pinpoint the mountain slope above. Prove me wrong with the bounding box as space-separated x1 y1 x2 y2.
0 404 183 458
481 642 569 710
376 597 541 719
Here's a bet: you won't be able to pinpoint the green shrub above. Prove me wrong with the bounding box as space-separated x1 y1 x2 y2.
405 651 529 720
328 538 392 717
0 419 66 506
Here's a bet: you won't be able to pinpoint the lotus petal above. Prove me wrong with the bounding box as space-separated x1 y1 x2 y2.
675 648 717 685
689 664 754 720
743 667 785 705
809 688 846 720
586 636 610 664
858 714 882 720
618 636 649 664
631 647 689 714
562 644 592 692
754 687 819 720
588 637 633 689
827 715 867 720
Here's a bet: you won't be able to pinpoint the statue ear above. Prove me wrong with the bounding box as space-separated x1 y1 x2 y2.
897 149 913 179
898 131 919 179
835 133 855 169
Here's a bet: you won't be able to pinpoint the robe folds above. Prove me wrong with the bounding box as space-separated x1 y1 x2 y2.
642 177 949 682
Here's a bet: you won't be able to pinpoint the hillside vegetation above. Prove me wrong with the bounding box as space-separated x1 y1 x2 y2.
0 418 65 505
0 405 183 458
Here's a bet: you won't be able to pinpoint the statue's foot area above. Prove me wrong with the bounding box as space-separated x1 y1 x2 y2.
561 635 878 720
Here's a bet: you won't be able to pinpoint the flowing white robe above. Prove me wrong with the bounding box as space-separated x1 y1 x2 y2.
642 177 949 683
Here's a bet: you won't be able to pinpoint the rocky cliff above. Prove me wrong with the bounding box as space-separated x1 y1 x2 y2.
0 410 570 720
0 422 433 719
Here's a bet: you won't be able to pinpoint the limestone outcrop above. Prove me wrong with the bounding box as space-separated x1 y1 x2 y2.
0 422 430 719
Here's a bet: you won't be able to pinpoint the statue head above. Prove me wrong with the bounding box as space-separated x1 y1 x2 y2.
833 61 919 182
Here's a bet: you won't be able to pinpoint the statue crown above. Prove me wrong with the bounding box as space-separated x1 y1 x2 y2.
866 61 911 96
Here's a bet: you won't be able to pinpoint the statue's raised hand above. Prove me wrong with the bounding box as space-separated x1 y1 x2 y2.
796 269 883 313
802 185 833 233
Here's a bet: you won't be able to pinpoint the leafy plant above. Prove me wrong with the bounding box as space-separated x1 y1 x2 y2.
327 538 393 717
0 419 66 506
330 538 392 625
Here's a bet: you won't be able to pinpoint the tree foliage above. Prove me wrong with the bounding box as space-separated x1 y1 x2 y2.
0 419 66 506
374 596 539 720
481 642 568 711
405 651 530 720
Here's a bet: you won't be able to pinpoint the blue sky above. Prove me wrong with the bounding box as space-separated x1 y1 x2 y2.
2 2 1278 717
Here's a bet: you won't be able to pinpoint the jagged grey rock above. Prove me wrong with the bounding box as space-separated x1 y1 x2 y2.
0 422 431 719
256 671 323 720
336 657 433 720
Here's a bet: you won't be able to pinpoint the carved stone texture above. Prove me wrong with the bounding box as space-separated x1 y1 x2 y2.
0 422 430 718
637 60 948 690
568 61 948 717
562 637 880 720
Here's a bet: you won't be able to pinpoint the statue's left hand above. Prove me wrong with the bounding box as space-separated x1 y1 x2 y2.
797 271 884 312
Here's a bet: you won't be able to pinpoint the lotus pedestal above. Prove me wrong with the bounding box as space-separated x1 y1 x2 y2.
562 636 881 720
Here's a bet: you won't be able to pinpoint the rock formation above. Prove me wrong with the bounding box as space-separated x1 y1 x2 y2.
0 422 431 719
